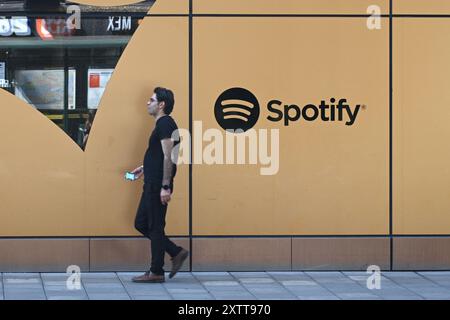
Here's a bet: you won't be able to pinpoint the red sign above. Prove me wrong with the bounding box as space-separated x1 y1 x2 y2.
89 74 100 88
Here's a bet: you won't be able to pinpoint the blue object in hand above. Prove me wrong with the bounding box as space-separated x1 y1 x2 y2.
125 172 136 181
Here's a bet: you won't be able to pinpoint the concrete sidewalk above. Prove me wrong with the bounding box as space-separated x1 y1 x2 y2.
1 271 450 300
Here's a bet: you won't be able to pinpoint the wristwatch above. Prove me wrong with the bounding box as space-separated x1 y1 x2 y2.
162 184 170 190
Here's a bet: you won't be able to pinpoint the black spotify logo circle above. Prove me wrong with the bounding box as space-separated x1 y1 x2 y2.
214 87 260 133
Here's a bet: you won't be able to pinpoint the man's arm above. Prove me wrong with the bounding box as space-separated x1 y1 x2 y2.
161 138 175 187
160 138 174 205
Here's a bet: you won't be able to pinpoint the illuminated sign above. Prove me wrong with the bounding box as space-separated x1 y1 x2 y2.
107 16 132 32
0 17 31 37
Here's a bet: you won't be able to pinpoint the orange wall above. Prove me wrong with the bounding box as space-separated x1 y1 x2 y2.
0 0 449 236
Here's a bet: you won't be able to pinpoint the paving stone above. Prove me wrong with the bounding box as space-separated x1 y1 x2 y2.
167 281 201 287
308 278 356 285
208 290 252 297
122 286 167 294
351 275 396 284
132 295 173 300
373 289 420 296
83 283 124 289
192 272 234 281
420 281 450 288
5 293 46 300
47 296 89 300
342 272 370 275
88 294 131 300
43 281 71 286
419 272 450 276
163 284 205 290
418 274 450 283
204 284 246 290
44 288 84 294
421 294 450 300
345 275 372 281
299 295 340 300
171 294 215 300
324 284 372 293
392 281 437 288
230 272 273 278
0 277 3 300
3 278 42 285
167 273 197 280
4 288 45 294
382 272 420 277
201 281 241 286
398 287 448 297
267 272 308 279
209 290 255 296
254 295 298 300
288 287 335 294
409 287 450 294
124 284 166 290
41 273 70 280
289 289 338 297
82 279 122 285
211 293 256 300
128 292 173 300
245 287 293 295
408 287 450 293
205 287 251 295
44 288 85 293
310 277 345 284
1 271 450 300
288 290 338 298
167 288 209 294
336 293 381 300
306 272 345 278
44 287 86 293
81 273 118 278
239 278 276 284
84 288 128 295
3 273 41 278
4 285 44 291
380 295 424 300
116 273 142 281
281 280 319 286
80 273 120 284
124 283 166 289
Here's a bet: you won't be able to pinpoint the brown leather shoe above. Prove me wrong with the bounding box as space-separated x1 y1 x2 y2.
132 272 165 283
169 249 189 279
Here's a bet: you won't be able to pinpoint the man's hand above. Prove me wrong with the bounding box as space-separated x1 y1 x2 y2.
130 166 144 180
160 188 171 205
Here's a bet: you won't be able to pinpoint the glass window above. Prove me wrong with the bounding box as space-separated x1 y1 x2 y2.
14 68 76 110
0 0 155 150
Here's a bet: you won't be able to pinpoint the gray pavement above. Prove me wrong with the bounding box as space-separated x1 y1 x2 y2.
1 271 450 300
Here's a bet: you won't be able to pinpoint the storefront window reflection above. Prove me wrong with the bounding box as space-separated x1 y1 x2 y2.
0 0 154 149
14 69 76 110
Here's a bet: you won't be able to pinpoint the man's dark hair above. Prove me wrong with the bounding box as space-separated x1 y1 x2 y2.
154 87 175 115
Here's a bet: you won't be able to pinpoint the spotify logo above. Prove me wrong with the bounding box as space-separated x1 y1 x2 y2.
215 87 364 131
214 87 260 132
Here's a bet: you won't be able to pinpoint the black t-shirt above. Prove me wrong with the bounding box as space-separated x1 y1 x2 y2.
143 115 179 185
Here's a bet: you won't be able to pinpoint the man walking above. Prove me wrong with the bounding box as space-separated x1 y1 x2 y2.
129 87 188 283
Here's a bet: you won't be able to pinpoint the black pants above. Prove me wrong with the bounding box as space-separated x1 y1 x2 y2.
134 183 182 275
